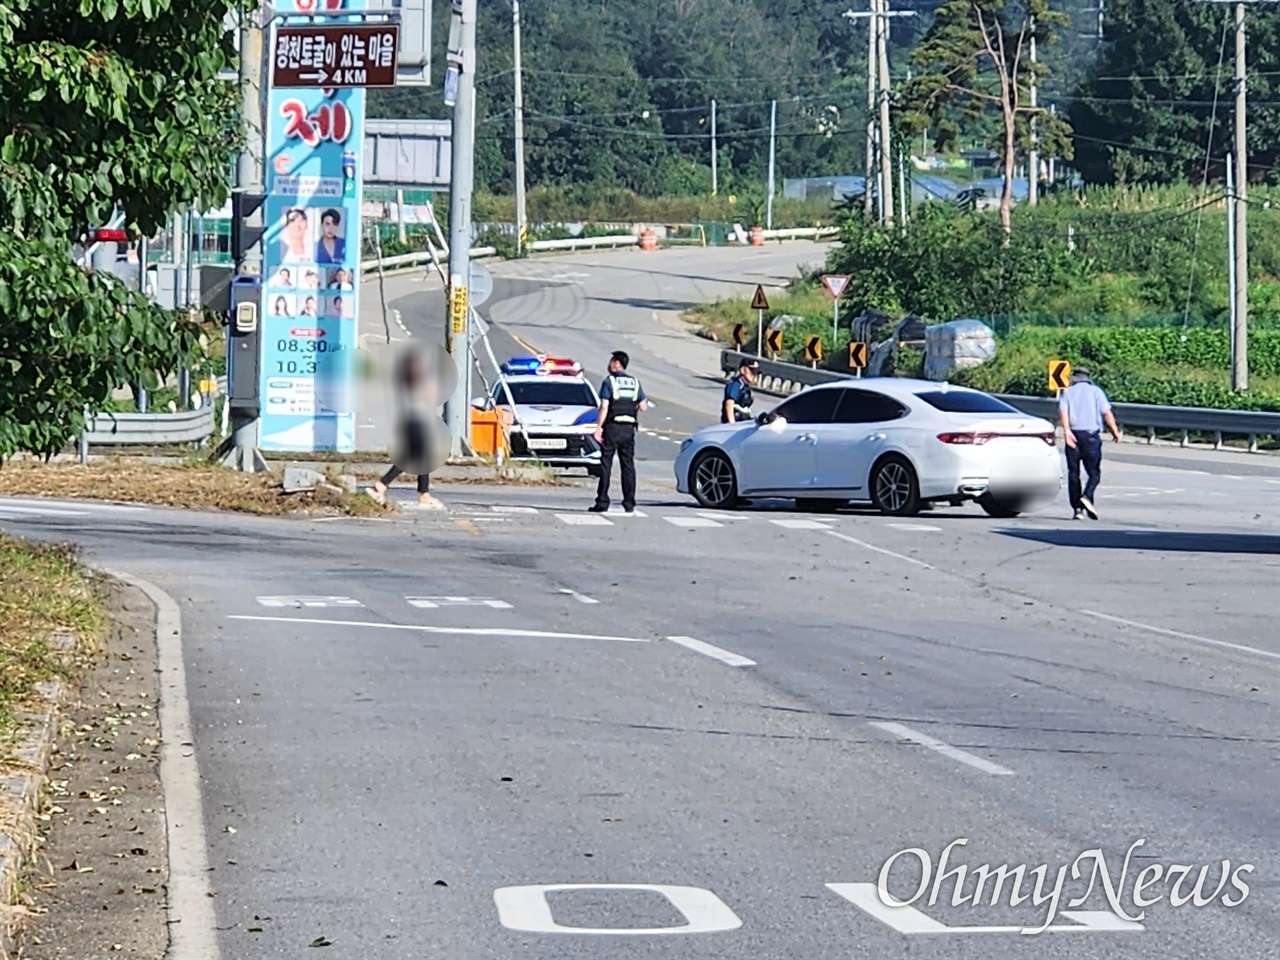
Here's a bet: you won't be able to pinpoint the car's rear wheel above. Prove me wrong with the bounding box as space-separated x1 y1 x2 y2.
977 493 1021 518
871 456 921 516
690 450 739 509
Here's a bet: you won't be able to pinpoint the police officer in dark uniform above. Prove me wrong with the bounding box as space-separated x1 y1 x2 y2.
591 350 649 513
722 357 759 423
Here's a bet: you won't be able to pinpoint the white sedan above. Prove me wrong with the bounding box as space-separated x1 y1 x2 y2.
674 378 1062 517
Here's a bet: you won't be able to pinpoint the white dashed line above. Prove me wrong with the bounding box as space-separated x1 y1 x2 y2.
885 523 943 532
256 596 363 608
608 508 647 517
491 505 538 514
698 511 749 521
1081 610 1279 660
664 516 722 527
559 589 599 604
228 616 650 642
826 530 935 569
666 635 757 667
869 721 1015 776
557 513 613 525
769 518 833 529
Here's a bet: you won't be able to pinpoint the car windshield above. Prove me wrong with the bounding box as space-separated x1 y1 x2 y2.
495 381 597 406
913 390 1020 414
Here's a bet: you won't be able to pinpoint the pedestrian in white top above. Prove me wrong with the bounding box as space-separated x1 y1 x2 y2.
1058 367 1122 520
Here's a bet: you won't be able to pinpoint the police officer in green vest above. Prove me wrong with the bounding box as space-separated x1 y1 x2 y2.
591 350 649 513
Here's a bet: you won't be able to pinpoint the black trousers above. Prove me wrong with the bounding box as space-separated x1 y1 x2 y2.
595 422 636 509
1065 430 1102 510
380 466 430 494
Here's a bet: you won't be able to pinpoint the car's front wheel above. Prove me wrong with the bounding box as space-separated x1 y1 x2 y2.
870 455 921 516
690 450 739 509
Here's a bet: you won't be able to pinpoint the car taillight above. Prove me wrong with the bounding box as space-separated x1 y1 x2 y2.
937 432 989 444
1038 432 1056 445
88 228 131 243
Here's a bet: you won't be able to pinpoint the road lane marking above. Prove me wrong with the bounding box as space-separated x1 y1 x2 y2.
0 504 93 517
104 571 222 960
769 518 833 529
666 635 756 667
227 615 651 642
559 588 598 604
826 884 1143 934
557 513 614 525
491 505 538 513
697 511 748 520
256 596 363 608
869 721 1015 776
1080 610 1280 660
664 516 722 527
494 884 743 934
826 531 935 569
608 508 647 516
407 596 514 609
886 523 943 531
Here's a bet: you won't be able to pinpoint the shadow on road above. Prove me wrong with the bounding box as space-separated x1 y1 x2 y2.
995 528 1280 555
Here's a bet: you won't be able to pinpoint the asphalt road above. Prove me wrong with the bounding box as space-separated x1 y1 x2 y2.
4 246 1278 958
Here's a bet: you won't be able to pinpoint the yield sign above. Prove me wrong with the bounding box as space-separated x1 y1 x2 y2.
822 274 850 299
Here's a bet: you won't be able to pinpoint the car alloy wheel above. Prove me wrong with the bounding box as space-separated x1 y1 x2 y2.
872 456 920 516
691 451 738 509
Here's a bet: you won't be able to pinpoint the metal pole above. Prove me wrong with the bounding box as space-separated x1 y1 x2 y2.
445 0 478 456
711 98 718 195
137 237 149 412
1028 21 1038 206
232 4 265 470
512 0 528 253
1227 151 1237 363
397 188 408 244
865 4 876 216
756 309 764 357
898 147 907 226
832 298 839 347
876 0 893 227
1232 0 1248 391
766 99 777 230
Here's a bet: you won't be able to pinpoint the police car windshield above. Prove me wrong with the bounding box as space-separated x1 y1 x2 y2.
496 381 597 406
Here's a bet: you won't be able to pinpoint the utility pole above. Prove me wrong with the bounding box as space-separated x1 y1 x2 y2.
1232 0 1248 391
1028 17 1038 206
1227 151 1237 364
445 0 478 455
512 0 528 253
228 4 266 472
711 98 718 194
875 0 893 226
766 98 777 229
866 3 876 216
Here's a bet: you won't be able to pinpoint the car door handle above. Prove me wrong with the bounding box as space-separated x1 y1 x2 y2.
797 433 816 441
868 432 886 441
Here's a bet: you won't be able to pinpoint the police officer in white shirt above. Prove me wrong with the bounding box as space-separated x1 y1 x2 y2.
1058 367 1122 520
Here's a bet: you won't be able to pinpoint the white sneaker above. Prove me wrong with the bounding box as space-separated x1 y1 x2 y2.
1079 495 1098 520
1073 509 1086 521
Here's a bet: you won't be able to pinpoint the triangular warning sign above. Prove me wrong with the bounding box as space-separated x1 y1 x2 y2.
822 274 850 299
750 285 770 311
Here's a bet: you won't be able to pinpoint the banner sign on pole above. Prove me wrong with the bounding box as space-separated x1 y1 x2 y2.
258 0 372 452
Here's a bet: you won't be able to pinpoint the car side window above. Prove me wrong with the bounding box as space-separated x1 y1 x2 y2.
772 389 842 424
832 388 908 423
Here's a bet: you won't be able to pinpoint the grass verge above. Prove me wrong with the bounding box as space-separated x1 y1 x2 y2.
0 461 389 517
0 535 106 748
683 282 833 346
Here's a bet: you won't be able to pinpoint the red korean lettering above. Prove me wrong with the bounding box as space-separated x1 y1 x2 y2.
281 99 319 147
329 101 352 143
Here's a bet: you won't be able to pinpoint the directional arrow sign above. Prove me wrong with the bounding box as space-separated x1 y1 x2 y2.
848 341 868 369
751 285 770 311
1049 359 1072 392
804 335 823 362
765 328 783 353
732 323 747 348
272 25 401 89
821 274 850 299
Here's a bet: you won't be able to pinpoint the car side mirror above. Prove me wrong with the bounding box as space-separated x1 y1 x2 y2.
756 410 777 426
471 396 492 410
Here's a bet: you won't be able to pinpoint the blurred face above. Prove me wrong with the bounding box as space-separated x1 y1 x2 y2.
608 357 623 374
741 364 757 383
286 211 306 241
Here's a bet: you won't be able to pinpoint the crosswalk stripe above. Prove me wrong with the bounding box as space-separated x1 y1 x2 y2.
664 516 722 528
556 513 613 525
768 518 833 529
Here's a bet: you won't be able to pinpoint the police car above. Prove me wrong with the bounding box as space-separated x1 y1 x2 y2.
473 356 603 476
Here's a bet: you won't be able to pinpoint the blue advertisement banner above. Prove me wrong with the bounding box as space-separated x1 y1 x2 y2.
259 0 367 452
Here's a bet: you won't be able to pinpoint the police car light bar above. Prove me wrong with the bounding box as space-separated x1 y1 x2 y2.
501 356 582 375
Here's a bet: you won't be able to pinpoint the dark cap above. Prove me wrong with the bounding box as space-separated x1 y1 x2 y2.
739 357 760 370
1071 366 1092 382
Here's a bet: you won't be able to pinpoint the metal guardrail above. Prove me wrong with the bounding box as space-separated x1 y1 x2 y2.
759 226 841 241
719 349 1280 451
81 406 216 446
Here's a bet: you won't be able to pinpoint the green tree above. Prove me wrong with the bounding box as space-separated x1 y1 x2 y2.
1069 0 1280 185
0 0 241 461
897 0 1073 234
